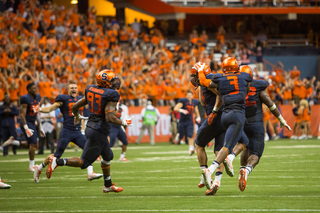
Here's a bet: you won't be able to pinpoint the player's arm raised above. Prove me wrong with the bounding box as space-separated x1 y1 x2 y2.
259 90 291 131
72 98 87 125
105 101 132 126
40 102 63 113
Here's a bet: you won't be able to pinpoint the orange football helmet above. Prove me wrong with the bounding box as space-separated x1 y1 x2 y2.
222 57 239 73
96 69 120 90
240 65 253 78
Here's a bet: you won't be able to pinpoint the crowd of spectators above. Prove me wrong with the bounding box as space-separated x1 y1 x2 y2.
0 0 319 110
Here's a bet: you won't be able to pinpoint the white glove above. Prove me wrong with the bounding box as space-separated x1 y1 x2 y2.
24 124 34 137
281 122 292 131
196 117 201 123
122 116 133 126
192 62 206 73
179 109 189 115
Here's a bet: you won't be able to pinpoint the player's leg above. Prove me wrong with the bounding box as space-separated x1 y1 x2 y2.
239 122 264 191
72 130 103 181
207 111 245 178
186 121 195 155
21 122 38 172
224 130 248 177
118 127 129 161
100 135 123 193
109 125 119 148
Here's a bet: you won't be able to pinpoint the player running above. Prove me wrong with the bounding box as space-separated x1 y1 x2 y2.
174 90 201 155
20 83 45 171
33 80 102 183
46 70 132 193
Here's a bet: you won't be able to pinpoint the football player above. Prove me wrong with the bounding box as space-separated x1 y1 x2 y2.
20 83 45 171
174 90 201 155
46 70 132 193
223 65 291 191
34 80 102 183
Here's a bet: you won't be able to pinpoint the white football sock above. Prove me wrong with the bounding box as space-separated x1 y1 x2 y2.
87 165 93 174
120 153 126 159
29 160 35 168
12 140 20 146
227 153 236 162
189 145 194 151
208 161 219 174
214 173 222 183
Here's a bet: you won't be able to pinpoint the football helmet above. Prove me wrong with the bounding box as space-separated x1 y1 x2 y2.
190 62 211 88
240 65 253 78
96 70 120 90
222 57 239 73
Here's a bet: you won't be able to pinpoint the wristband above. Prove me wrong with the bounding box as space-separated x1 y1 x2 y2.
269 103 277 111
277 114 286 124
23 124 29 130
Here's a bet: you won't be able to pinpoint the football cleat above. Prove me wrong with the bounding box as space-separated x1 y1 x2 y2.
239 168 247 192
87 172 103 181
2 136 14 147
103 184 123 193
223 156 234 177
205 180 220 196
119 157 129 162
0 180 11 189
202 169 212 190
46 155 57 179
28 167 35 172
198 175 213 188
33 165 42 183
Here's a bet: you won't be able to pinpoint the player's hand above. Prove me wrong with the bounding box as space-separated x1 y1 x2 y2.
25 128 34 138
281 122 292 131
196 117 201 124
122 116 133 126
74 114 81 125
179 109 189 115
192 62 206 73
208 111 217 125
32 104 40 113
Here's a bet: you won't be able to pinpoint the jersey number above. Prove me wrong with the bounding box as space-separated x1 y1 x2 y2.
68 102 75 116
245 87 257 106
227 76 239 95
87 92 102 114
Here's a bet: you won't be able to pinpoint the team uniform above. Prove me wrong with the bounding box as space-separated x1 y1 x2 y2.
54 95 86 158
195 73 224 152
212 72 252 151
20 93 41 145
244 80 269 158
178 98 199 141
109 105 128 148
80 85 120 169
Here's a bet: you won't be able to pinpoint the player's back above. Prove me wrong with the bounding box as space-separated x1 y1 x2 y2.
20 93 41 122
55 94 82 131
85 85 120 134
212 72 252 111
245 80 269 123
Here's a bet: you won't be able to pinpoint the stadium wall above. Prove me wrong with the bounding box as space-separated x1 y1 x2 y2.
125 105 320 143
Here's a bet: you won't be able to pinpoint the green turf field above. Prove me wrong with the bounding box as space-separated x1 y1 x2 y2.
1 138 320 213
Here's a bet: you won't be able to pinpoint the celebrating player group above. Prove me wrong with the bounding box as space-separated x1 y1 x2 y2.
191 57 291 196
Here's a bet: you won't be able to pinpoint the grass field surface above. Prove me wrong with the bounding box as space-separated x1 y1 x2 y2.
1 138 320 213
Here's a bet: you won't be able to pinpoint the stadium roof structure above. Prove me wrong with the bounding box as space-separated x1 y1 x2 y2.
109 0 320 19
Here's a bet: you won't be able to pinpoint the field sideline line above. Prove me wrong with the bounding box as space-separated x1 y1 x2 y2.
0 209 320 212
